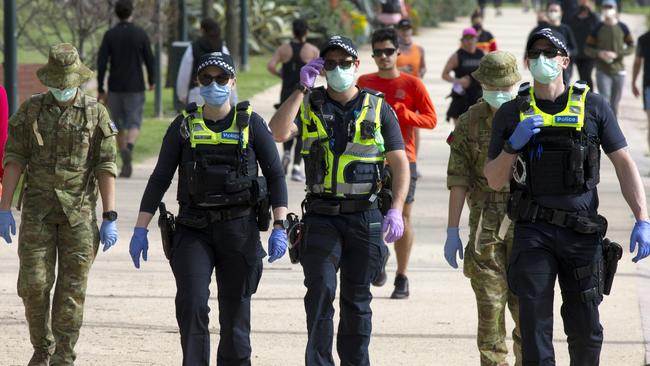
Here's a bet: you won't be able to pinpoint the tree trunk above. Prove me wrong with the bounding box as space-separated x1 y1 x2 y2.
225 0 239 66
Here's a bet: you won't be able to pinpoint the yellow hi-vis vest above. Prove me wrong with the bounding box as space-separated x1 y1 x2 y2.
300 89 386 198
518 81 589 130
182 104 252 149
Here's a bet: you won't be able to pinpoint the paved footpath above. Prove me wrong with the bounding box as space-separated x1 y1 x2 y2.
1 7 649 366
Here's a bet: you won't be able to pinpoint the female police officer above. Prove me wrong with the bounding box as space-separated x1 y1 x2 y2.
128 52 289 366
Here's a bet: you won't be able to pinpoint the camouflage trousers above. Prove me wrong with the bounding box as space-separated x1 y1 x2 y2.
463 198 522 366
17 210 99 366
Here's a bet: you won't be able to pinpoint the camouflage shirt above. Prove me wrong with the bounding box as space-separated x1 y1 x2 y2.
447 100 509 198
4 91 117 226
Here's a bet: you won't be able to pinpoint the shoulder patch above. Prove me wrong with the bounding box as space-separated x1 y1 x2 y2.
446 132 455 145
109 120 119 134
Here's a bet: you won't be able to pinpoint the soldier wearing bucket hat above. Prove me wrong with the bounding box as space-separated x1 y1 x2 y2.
0 43 118 366
445 51 523 366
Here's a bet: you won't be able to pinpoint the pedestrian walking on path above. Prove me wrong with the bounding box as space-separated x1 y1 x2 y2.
485 27 650 365
267 18 319 182
442 27 484 125
97 0 155 178
128 52 289 365
471 10 498 53
269 35 410 365
566 0 601 88
445 51 522 366
632 26 650 157
358 28 437 299
0 43 118 366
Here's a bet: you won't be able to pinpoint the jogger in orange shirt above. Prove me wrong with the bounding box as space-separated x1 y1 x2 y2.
358 28 437 299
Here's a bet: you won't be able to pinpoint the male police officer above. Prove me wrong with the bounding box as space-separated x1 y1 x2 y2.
484 28 650 365
0 43 118 366
128 52 289 365
446 51 522 366
269 36 410 366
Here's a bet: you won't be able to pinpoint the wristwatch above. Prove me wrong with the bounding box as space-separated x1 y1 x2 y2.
295 83 309 95
503 139 519 155
273 219 289 229
102 211 118 221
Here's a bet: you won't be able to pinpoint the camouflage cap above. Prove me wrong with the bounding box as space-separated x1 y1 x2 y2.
36 43 93 89
472 51 522 87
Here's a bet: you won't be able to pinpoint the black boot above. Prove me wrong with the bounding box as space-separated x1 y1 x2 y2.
390 274 409 299
120 149 132 178
371 250 390 287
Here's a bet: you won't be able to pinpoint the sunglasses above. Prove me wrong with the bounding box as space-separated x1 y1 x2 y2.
323 59 355 71
527 48 564 59
372 48 397 58
198 73 232 86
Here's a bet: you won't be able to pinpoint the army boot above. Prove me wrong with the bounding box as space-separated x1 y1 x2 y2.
119 149 133 178
390 274 409 299
28 349 50 366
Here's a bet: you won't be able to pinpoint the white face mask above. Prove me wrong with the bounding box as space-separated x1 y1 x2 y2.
547 11 562 22
603 8 617 19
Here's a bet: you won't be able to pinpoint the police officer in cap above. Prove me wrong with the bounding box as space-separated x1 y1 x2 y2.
485 28 650 365
269 35 410 365
128 52 289 365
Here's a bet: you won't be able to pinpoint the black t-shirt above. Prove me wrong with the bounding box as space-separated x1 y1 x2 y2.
637 31 650 88
301 87 405 155
139 108 288 214
567 10 601 58
487 87 627 212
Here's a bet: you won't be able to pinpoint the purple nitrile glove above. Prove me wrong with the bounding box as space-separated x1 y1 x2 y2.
630 221 650 263
300 58 325 88
383 208 404 243
452 82 465 95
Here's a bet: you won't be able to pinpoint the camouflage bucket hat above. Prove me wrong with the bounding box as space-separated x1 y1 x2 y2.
472 51 521 87
37 43 93 89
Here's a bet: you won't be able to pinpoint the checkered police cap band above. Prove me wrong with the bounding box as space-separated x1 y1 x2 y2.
320 36 359 58
197 52 236 75
528 28 568 55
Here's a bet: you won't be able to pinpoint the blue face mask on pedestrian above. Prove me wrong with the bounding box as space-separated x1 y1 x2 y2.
200 82 231 107
49 87 78 102
326 67 355 92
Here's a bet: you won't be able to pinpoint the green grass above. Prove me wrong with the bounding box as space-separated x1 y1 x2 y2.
128 53 279 164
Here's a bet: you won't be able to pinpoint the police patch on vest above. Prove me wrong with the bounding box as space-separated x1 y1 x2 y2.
221 131 240 140
554 115 578 124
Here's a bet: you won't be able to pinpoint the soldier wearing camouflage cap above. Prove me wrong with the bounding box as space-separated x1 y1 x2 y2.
445 51 522 366
0 43 118 366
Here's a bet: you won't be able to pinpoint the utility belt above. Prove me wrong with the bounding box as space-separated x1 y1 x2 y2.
507 193 606 235
176 205 254 229
303 197 379 216
468 190 510 204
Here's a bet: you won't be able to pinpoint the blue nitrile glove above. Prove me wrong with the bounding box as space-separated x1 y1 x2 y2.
0 210 16 244
300 58 324 88
630 221 650 263
129 227 149 269
508 115 544 150
99 220 118 252
268 228 288 263
444 227 464 269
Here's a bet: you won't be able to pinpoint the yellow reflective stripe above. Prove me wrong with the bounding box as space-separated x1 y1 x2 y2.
189 106 250 148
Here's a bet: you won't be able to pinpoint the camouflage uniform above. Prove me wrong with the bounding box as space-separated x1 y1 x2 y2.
4 44 117 365
446 51 523 366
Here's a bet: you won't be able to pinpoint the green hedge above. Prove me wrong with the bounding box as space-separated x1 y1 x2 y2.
410 0 476 28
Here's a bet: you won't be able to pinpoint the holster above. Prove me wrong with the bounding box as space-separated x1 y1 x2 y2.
287 212 303 264
158 202 176 260
378 167 393 216
602 238 622 296
253 176 271 231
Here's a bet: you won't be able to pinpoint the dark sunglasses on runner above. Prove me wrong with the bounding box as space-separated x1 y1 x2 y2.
372 48 397 58
527 48 564 59
323 59 355 71
198 73 232 86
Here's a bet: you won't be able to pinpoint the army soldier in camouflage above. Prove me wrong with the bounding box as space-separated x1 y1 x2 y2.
444 51 522 366
0 44 118 366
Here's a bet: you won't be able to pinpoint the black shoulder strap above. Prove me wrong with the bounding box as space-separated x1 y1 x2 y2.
360 87 384 98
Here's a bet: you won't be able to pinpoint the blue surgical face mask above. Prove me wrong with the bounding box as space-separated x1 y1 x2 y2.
200 82 231 107
326 66 356 93
482 90 514 109
49 87 77 102
529 55 561 84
